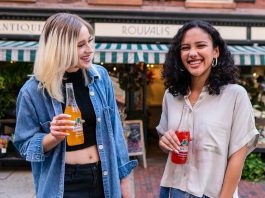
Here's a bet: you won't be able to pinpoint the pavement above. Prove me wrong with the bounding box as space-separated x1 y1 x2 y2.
0 165 35 198
1 142 265 198
0 162 135 198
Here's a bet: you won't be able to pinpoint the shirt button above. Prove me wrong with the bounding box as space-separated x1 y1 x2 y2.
103 171 108 176
98 145 103 150
90 91 95 96
97 117 101 122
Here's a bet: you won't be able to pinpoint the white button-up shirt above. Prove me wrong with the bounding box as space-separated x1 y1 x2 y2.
156 84 259 198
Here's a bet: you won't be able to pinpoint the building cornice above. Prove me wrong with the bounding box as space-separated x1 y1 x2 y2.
0 7 265 26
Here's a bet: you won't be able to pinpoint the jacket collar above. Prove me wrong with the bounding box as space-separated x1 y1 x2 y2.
86 64 100 84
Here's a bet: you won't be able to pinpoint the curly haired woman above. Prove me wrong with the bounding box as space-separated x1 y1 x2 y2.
157 20 259 198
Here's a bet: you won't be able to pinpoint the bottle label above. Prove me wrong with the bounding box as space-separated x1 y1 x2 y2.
1 148 7 154
179 139 189 157
73 117 83 135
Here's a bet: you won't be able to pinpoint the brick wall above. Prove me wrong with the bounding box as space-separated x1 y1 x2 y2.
87 0 143 6
236 0 265 9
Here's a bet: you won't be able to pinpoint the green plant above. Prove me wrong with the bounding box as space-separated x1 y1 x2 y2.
242 153 265 182
0 62 32 118
242 75 265 118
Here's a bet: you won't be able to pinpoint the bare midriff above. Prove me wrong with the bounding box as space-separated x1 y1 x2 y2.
65 145 99 164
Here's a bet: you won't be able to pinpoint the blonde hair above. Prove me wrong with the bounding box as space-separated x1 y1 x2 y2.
34 13 94 102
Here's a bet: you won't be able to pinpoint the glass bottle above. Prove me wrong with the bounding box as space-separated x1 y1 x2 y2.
171 104 191 164
64 83 84 146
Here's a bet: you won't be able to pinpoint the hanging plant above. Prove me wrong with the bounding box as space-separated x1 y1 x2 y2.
0 62 32 118
118 64 145 91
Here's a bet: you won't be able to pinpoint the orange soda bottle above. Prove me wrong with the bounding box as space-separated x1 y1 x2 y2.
64 83 84 146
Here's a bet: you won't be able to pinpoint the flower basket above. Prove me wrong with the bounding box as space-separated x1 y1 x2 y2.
0 135 11 157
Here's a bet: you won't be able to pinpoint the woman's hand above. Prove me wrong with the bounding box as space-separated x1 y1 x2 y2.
159 129 180 153
49 114 74 142
43 114 74 152
120 176 132 198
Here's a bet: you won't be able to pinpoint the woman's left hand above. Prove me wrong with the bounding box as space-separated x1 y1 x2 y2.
120 176 132 198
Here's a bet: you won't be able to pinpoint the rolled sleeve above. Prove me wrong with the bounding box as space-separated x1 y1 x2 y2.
118 160 138 179
14 90 48 162
25 133 47 162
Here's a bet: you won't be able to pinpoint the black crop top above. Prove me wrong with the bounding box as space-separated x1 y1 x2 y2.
62 69 97 152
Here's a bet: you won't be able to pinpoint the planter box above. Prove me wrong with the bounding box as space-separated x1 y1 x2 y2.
87 0 142 6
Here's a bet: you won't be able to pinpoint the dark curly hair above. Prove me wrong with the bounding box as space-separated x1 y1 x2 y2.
162 20 239 96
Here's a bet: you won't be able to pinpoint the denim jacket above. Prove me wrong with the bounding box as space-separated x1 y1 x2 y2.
14 64 137 198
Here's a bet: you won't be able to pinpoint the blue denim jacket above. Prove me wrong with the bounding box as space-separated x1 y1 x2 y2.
14 64 137 198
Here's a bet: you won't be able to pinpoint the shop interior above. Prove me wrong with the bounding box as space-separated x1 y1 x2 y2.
1 60 265 164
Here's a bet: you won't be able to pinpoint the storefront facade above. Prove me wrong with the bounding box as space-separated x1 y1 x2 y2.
1 1 265 157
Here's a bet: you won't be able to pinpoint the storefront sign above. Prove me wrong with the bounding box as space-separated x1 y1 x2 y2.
0 20 45 35
95 23 247 40
251 27 265 40
0 20 248 41
215 26 247 40
95 23 182 38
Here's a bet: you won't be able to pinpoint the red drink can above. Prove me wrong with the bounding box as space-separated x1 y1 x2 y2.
171 131 190 164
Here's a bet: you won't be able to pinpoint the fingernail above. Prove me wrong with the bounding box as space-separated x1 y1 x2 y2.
174 149 179 153
66 115 71 118
66 133 70 136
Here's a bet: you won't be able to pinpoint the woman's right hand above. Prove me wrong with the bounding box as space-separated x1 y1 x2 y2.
49 114 74 142
159 129 180 153
43 114 74 152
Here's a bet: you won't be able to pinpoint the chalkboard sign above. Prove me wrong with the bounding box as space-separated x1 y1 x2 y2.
123 120 147 168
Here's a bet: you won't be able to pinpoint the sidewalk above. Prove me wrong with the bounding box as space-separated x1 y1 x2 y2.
0 165 135 198
0 166 35 198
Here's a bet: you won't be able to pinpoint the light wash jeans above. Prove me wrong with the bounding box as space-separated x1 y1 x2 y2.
160 187 209 198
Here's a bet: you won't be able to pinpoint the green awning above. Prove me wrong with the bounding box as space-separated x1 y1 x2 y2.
1 41 265 65
228 45 265 66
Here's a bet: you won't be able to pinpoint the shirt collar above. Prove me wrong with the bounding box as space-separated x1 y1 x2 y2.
184 86 208 108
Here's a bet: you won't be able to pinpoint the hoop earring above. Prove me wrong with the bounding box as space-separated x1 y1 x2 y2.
179 67 184 72
212 57 218 67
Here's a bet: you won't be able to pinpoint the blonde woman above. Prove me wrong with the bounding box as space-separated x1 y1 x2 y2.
14 13 137 198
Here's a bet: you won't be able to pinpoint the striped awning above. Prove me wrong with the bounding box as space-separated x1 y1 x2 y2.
228 45 265 66
1 41 265 65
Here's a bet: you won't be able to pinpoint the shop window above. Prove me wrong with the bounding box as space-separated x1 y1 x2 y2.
0 62 33 159
0 62 33 119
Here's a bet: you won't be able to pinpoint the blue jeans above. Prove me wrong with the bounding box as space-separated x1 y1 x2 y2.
160 187 209 198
